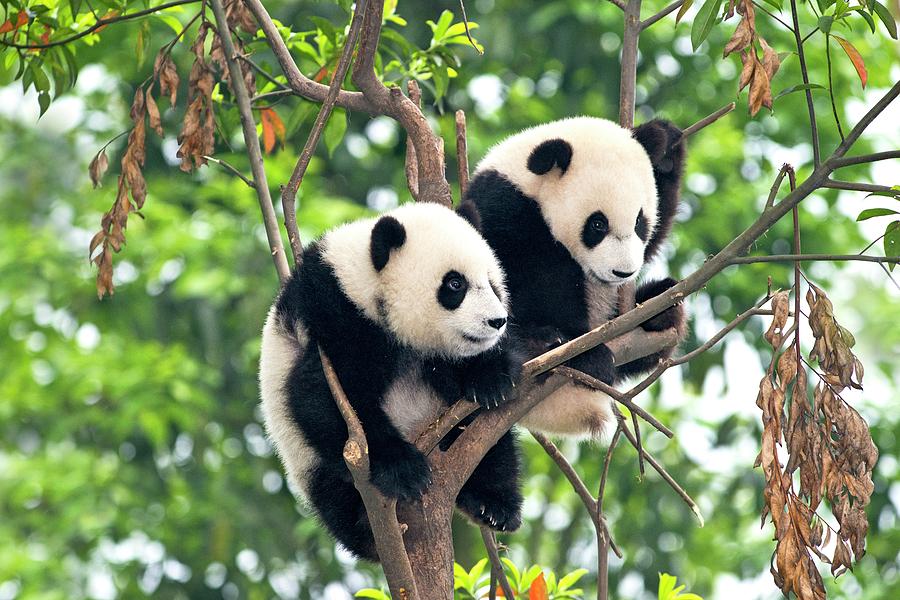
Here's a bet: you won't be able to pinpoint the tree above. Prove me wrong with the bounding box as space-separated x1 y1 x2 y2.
1 0 898 599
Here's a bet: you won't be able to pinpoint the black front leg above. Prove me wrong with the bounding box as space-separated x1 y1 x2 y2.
456 429 523 532
459 340 525 410
565 342 617 385
617 277 687 380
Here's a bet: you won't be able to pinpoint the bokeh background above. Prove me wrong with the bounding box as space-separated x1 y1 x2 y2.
1 0 899 598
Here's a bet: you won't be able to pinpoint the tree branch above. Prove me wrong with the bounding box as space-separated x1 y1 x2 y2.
830 150 900 169
618 0 643 128
731 254 900 265
279 0 366 266
456 110 471 199
210 0 290 282
824 179 899 194
480 527 516 599
640 0 685 31
682 102 736 138
0 0 201 49
789 0 821 167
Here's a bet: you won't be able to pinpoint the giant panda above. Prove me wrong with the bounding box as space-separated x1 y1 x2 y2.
258 202 524 561
463 116 688 438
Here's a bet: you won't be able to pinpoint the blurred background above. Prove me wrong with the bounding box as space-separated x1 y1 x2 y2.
1 0 898 598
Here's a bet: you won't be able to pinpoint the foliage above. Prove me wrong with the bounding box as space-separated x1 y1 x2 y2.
658 572 703 600
1 0 899 598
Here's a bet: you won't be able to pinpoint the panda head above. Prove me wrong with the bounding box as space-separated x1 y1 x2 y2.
364 203 509 358
476 116 684 284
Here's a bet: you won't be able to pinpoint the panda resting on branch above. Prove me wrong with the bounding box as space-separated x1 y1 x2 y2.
258 203 525 561
463 116 689 438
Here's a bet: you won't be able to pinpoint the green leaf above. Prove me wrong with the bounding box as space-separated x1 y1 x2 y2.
38 91 50 116
520 565 543 592
324 108 348 157
468 557 488 584
558 568 588 592
886 221 900 271
873 1 898 39
760 0 784 10
691 0 723 51
501 558 521 589
818 15 835 33
857 208 899 221
676 0 695 24
354 589 391 600
774 83 826 101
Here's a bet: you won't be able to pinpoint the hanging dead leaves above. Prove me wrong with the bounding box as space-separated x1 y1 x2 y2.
756 288 877 599
723 0 781 115
89 6 259 298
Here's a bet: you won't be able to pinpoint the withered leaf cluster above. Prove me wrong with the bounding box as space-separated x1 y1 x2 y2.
89 88 149 298
176 23 217 172
724 0 781 115
756 289 877 599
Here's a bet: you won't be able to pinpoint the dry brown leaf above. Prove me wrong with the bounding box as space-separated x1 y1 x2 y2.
89 149 109 188
759 36 781 80
723 17 753 58
146 91 163 136
154 50 180 106
748 54 772 115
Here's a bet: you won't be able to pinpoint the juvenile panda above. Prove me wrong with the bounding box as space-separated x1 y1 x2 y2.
464 117 688 437
258 203 524 561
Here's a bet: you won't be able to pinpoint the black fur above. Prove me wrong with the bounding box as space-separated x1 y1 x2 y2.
616 277 686 379
633 119 686 261
465 170 618 378
527 138 573 175
456 200 482 231
275 236 523 561
370 215 406 271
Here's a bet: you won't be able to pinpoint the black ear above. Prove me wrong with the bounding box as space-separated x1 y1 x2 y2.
527 138 573 175
456 200 482 231
633 119 687 262
370 215 406 271
633 119 684 175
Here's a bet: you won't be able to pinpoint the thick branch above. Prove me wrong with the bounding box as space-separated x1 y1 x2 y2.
351 0 451 206
0 0 200 49
210 0 290 282
280 0 366 266
243 0 376 113
456 110 471 199
318 348 418 599
618 0 643 128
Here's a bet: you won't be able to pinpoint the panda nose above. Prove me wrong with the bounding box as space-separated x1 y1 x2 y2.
612 269 635 278
487 317 507 330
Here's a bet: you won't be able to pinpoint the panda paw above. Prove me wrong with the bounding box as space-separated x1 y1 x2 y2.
369 441 432 500
463 350 521 410
636 277 686 334
566 343 616 385
457 488 523 532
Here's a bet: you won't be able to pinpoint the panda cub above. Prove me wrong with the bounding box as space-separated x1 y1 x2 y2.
465 117 688 438
258 203 524 561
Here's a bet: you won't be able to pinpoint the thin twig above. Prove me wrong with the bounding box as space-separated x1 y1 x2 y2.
457 0 483 55
752 1 794 32
641 0 685 30
825 34 846 141
239 54 292 90
615 409 705 526
530 432 622 558
209 0 290 282
456 110 470 199
201 155 255 188
672 296 772 366
480 527 516 599
682 102 736 138
731 254 900 265
597 426 622 515
789 0 820 166
766 164 794 209
824 179 898 194
831 151 900 169
279 0 366 266
0 0 201 49
554 366 674 438
607 0 627 10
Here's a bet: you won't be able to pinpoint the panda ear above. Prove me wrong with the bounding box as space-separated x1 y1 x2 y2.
633 119 684 175
370 215 406 272
456 200 482 231
527 138 573 175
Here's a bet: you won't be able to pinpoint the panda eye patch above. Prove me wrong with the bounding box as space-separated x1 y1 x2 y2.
581 211 609 248
438 271 469 310
635 209 649 241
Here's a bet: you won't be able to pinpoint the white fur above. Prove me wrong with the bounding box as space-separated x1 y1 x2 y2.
475 117 660 439
259 306 317 497
382 363 446 439
322 202 509 358
477 117 658 283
